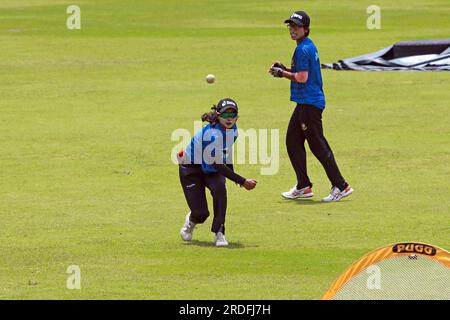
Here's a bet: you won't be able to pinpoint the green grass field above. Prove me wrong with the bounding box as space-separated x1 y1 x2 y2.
1 0 449 299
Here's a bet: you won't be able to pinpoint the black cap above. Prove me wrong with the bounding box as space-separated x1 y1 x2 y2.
284 11 310 27
216 98 238 113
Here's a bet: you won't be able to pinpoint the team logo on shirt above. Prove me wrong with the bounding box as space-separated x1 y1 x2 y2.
301 123 307 131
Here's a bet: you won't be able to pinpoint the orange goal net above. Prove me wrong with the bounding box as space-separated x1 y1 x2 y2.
322 242 450 300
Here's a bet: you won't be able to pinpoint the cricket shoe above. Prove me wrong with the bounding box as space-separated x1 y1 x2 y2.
180 212 196 241
214 232 229 247
281 185 314 199
322 185 353 202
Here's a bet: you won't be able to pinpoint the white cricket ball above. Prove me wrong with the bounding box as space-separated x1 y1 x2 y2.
206 74 215 84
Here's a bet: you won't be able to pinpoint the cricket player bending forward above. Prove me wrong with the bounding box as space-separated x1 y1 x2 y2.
178 98 257 246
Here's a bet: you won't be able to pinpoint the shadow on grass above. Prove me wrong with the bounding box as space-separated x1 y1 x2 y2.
280 199 325 205
279 199 351 205
183 240 255 249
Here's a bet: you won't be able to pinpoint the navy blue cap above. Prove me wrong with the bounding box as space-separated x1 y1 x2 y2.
216 98 238 113
284 11 310 27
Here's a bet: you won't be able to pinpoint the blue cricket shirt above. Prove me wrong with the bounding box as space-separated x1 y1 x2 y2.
290 37 326 109
184 123 238 174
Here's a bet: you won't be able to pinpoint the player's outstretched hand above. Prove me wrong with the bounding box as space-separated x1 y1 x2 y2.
242 179 257 190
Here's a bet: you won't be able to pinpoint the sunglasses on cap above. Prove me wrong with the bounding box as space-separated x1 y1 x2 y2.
219 112 238 119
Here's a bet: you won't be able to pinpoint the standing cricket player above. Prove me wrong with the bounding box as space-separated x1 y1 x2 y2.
268 11 353 202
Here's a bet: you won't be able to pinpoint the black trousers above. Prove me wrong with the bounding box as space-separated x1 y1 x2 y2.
286 104 346 191
179 164 227 234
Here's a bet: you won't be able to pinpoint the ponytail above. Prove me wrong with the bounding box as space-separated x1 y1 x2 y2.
201 105 219 124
